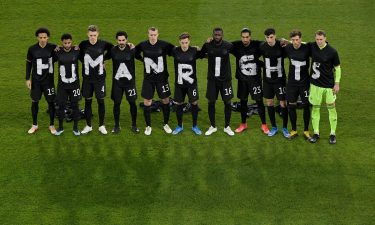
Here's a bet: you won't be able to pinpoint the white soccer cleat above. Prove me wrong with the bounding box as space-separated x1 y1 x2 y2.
205 126 217 136
49 125 57 135
224 126 235 136
163 124 172 134
81 125 93 134
98 125 108 135
28 125 38 134
144 126 152 135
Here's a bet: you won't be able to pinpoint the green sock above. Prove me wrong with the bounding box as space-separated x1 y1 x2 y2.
328 106 337 135
311 106 320 134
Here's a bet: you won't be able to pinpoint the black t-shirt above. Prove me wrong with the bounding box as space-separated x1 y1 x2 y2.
135 40 174 82
172 46 199 87
79 40 113 81
200 40 233 82
309 42 340 88
54 48 80 89
231 40 263 81
259 40 286 84
284 43 310 86
110 45 136 86
26 43 57 82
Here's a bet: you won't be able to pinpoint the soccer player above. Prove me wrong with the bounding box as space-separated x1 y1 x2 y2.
171 32 202 135
200 27 235 136
259 28 290 138
110 31 139 134
231 28 269 135
308 30 341 144
79 25 113 135
54 34 81 136
135 27 175 135
284 30 311 139
25 27 57 134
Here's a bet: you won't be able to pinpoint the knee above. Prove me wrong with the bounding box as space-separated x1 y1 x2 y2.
144 99 152 106
279 100 286 108
266 99 274 106
161 97 169 104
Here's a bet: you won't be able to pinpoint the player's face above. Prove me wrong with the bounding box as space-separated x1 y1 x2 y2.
265 34 276 46
117 35 127 48
37 33 49 47
62 39 72 50
88 31 99 44
148 30 159 44
291 35 301 49
241 32 251 46
179 38 190 51
315 34 326 48
213 30 223 43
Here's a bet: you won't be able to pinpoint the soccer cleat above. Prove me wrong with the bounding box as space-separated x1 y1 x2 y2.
205 126 217 136
261 124 270 135
268 127 278 137
172 126 183 135
98 125 108 135
28 125 38 134
144 126 152 135
54 129 64 136
235 123 248 133
131 126 140 134
73 130 81 136
309 133 320 143
224 126 235 136
303 131 311 140
329 134 337 144
49 125 57 135
112 126 121 134
163 124 172 134
282 127 290 139
289 130 298 139
192 126 202 135
81 125 93 134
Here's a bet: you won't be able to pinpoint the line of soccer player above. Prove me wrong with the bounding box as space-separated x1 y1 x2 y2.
25 25 341 144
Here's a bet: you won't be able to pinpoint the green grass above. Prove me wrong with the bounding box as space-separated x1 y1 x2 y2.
0 0 374 224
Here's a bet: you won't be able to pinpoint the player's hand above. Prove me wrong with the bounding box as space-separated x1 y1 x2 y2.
54 46 61 52
26 80 31 90
280 38 289 47
206 37 213 43
74 45 80 50
128 43 135 49
193 46 201 51
333 83 340 94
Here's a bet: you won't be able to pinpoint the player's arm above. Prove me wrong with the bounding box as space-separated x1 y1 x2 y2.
104 41 114 60
78 42 84 62
196 43 207 59
333 65 341 94
166 42 175 56
134 43 143 61
25 49 32 89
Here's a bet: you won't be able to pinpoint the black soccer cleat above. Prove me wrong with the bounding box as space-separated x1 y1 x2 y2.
309 133 320 143
329 134 337 144
112 126 121 134
131 126 140 134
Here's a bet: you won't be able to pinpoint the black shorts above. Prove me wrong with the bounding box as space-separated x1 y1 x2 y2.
286 83 309 104
111 81 137 103
206 79 233 102
141 79 171 100
174 84 199 103
82 79 106 99
56 85 81 105
263 81 286 101
30 80 55 102
237 79 263 101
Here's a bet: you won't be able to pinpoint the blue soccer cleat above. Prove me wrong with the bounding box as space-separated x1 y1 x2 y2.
282 127 290 139
268 127 278 137
172 125 183 135
192 126 202 135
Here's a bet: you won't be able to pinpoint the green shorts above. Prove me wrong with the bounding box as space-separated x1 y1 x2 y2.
309 84 336 106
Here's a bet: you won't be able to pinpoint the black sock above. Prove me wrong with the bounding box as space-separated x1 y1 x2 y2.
224 102 232 127
31 101 39 125
282 106 288 128
256 100 266 124
191 104 198 127
303 104 311 131
288 104 297 131
240 100 248 124
85 99 92 127
129 101 137 127
208 102 216 127
161 103 170 125
113 102 121 128
48 102 55 126
176 104 183 127
98 98 105 126
71 102 79 131
144 105 151 126
267 106 276 127
58 103 65 130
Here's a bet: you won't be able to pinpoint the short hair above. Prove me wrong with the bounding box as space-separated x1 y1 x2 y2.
264 28 276 36
241 28 251 35
213 27 223 33
35 27 50 37
148 27 158 32
60 33 72 41
315 30 326 37
87 25 98 32
289 29 302 38
179 32 190 40
116 31 128 39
